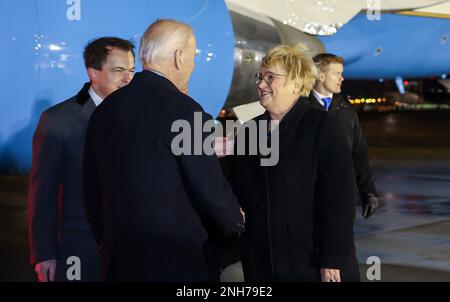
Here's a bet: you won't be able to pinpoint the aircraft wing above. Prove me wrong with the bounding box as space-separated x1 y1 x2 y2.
226 0 449 35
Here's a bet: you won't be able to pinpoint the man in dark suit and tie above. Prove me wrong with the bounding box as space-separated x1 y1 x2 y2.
306 53 380 219
82 19 244 282
28 37 135 282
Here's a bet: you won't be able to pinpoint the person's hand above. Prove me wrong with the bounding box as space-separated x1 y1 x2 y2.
362 193 379 219
35 259 57 282
213 137 234 158
320 268 341 282
240 207 245 224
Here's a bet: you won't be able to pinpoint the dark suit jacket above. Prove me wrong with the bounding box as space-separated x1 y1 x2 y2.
28 83 100 281
305 93 377 200
228 100 360 281
82 71 243 281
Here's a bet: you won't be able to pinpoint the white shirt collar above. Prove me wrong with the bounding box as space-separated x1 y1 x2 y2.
312 89 333 106
88 86 104 107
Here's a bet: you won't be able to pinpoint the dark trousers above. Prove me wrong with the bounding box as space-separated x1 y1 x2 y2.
204 236 241 282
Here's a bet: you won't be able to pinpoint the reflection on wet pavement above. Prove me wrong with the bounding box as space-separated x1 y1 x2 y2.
354 112 450 279
356 161 450 236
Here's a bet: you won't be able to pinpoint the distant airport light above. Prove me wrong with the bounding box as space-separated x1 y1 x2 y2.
349 97 388 105
441 74 447 79
395 76 406 94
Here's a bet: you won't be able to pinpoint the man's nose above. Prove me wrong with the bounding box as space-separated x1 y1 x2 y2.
123 72 133 83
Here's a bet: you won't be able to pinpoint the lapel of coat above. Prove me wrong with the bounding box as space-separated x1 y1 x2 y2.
75 82 96 124
329 94 340 112
307 93 324 110
80 98 96 124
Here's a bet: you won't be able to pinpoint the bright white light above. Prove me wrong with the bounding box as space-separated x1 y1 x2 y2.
49 44 62 51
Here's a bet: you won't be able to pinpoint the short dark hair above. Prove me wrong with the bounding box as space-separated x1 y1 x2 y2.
83 37 135 70
313 53 344 72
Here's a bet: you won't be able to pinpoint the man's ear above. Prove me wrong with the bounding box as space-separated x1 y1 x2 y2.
87 67 97 84
174 49 183 71
319 71 326 82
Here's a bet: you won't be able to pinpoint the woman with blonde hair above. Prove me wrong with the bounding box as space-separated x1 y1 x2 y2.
227 44 360 282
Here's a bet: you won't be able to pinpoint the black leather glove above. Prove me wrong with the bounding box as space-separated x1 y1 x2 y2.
362 193 379 219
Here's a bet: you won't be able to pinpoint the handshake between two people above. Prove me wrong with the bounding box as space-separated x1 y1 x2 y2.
212 137 246 230
212 136 234 158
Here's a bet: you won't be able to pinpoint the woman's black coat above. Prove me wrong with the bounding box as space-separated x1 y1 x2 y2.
228 100 360 281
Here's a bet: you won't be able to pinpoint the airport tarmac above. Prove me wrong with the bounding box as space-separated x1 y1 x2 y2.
0 110 449 282
222 159 450 282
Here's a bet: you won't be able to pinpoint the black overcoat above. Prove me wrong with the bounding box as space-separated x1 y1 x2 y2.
229 100 360 281
83 71 243 281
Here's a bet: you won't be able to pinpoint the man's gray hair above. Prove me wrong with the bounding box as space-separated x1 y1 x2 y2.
139 19 193 65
